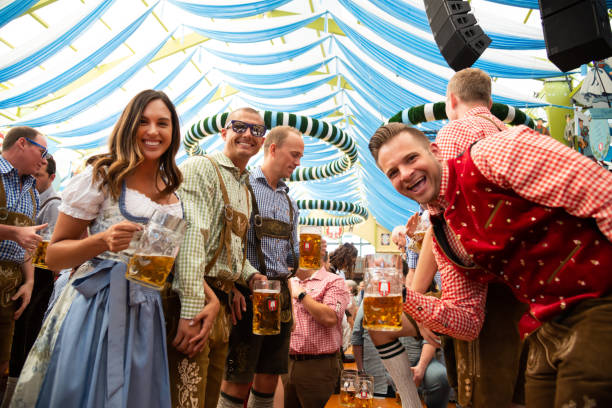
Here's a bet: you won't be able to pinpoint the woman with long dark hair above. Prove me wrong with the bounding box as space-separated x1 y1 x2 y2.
328 243 358 279
10 90 188 408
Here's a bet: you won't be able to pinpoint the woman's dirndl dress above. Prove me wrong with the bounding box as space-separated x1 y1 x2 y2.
10 166 180 408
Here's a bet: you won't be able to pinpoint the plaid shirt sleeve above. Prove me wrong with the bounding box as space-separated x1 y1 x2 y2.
174 157 213 319
435 121 484 160
403 243 488 340
471 126 612 242
406 249 419 269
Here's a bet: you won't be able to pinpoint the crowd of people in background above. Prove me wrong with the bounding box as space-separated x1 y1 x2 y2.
0 66 610 408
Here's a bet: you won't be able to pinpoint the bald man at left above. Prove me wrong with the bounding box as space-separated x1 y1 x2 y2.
0 126 49 403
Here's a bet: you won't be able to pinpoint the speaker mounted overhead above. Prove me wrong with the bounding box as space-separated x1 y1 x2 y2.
424 0 492 72
539 0 612 72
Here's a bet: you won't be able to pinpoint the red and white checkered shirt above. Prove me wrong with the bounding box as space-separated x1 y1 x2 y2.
289 268 350 355
407 126 612 340
435 106 507 160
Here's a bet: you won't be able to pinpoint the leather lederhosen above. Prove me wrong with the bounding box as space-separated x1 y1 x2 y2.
246 181 298 323
0 176 36 361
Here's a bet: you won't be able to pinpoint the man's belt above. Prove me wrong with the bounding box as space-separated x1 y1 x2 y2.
289 353 337 361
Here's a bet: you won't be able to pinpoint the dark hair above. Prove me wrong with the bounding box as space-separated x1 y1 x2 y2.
89 90 182 200
369 123 429 163
3 126 41 150
329 243 358 276
45 155 56 176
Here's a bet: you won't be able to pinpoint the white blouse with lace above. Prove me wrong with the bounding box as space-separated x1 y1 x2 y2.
59 165 182 220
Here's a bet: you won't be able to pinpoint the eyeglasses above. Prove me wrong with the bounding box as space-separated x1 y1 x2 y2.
225 120 267 138
25 137 50 159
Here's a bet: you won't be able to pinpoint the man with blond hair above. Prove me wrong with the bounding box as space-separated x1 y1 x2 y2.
216 126 303 408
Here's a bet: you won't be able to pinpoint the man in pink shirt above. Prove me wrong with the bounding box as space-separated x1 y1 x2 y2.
285 265 350 408
369 122 612 407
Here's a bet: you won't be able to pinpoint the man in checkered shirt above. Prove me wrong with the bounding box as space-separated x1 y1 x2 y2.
217 126 303 408
285 251 350 407
370 121 612 407
0 126 49 399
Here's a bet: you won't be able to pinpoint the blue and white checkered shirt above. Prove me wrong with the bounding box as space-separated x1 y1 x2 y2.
247 167 299 278
0 156 39 263
406 249 419 269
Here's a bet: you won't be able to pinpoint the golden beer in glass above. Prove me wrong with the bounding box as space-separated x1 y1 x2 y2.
363 254 403 331
340 369 357 407
32 240 50 269
125 209 187 290
299 226 321 270
362 295 403 331
127 254 175 289
354 377 373 408
253 280 281 335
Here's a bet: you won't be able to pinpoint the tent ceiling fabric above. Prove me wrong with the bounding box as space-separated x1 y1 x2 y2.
0 0 571 232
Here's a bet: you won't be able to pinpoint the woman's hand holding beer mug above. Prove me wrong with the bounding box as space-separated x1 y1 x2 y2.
102 220 142 252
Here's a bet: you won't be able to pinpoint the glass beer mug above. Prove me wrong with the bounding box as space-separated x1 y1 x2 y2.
407 214 430 253
252 280 281 335
354 377 374 408
126 209 187 290
299 225 321 270
32 224 52 269
363 253 403 331
340 369 358 407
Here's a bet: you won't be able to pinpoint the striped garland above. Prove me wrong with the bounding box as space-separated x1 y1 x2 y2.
297 199 368 226
387 102 535 128
184 111 358 181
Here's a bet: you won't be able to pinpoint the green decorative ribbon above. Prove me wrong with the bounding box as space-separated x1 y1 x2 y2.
297 199 368 226
387 102 535 128
184 111 358 181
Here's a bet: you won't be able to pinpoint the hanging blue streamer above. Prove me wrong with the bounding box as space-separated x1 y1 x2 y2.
11 33 173 128
0 5 156 109
485 0 612 7
55 80 216 151
364 0 544 50
217 57 334 85
49 50 196 139
335 29 547 107
0 0 117 82
311 105 341 120
0 0 38 29
227 75 335 99
187 12 324 43
179 84 220 126
239 91 339 112
168 0 291 19
331 12 565 79
203 36 329 65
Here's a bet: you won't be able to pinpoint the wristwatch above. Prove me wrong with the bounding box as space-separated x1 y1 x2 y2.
297 291 307 302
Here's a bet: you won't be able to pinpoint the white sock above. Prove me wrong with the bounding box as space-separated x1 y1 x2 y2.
376 340 421 408
246 389 274 408
216 391 244 408
0 377 18 408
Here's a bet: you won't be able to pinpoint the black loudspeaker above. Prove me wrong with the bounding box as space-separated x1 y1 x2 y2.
539 0 612 72
424 0 491 71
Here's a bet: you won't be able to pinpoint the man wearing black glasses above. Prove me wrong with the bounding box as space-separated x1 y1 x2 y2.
0 126 48 403
166 108 268 408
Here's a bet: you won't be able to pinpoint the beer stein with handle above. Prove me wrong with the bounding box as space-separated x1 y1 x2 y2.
363 253 403 331
299 225 322 270
126 209 187 290
252 280 281 335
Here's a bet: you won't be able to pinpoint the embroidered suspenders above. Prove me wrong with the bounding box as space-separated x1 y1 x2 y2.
246 181 299 277
203 156 250 276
